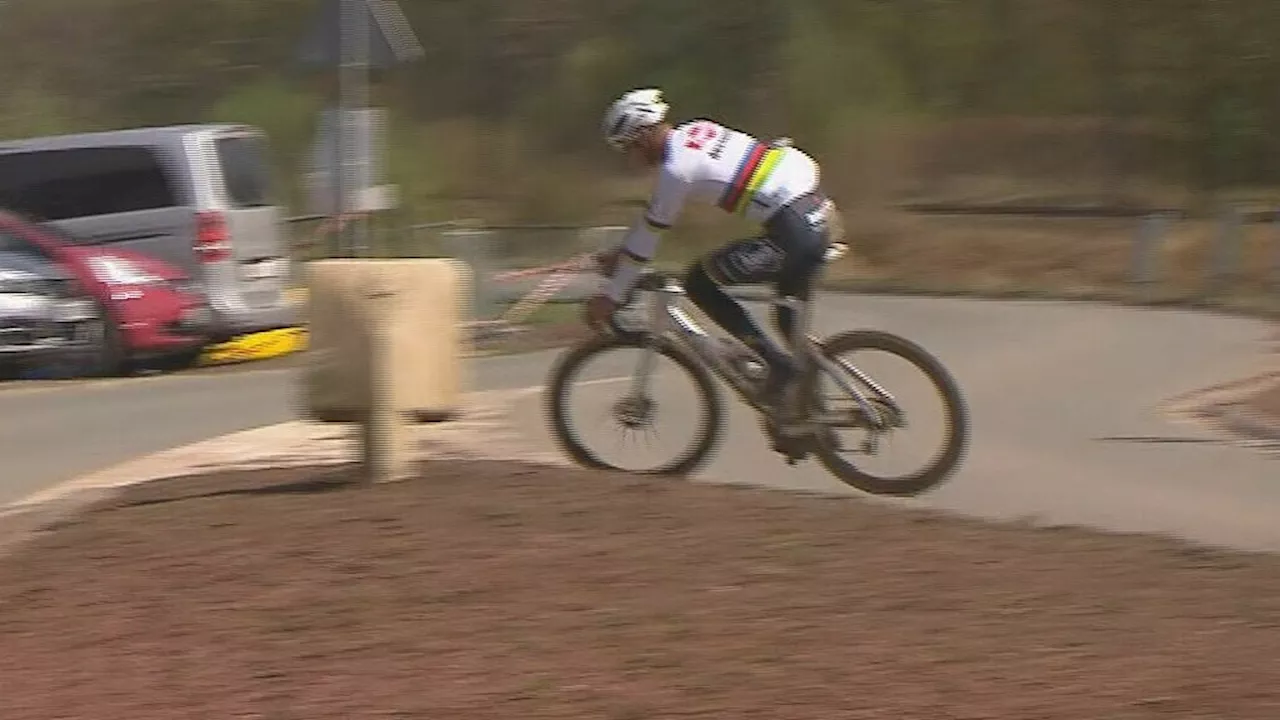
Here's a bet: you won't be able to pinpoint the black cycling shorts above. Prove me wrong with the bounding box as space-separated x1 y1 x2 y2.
700 191 837 297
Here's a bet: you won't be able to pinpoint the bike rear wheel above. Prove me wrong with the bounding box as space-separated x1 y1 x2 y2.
545 333 725 476
803 330 970 496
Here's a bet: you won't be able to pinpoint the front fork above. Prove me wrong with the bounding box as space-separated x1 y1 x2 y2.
623 280 682 401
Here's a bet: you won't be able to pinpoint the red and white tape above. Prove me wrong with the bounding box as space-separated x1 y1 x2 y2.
491 252 599 326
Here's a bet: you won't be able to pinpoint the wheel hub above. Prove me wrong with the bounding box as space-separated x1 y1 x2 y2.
612 394 655 429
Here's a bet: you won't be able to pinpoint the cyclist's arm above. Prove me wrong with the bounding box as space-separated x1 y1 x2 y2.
601 168 690 302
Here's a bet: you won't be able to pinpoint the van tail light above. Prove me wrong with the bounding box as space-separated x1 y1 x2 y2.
195 211 231 263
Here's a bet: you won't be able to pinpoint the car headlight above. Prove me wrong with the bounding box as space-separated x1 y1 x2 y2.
86 256 165 287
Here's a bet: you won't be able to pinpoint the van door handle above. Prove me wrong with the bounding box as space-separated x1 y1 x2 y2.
93 231 169 243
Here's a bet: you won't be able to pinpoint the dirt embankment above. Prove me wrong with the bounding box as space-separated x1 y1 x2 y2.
1 460 1276 719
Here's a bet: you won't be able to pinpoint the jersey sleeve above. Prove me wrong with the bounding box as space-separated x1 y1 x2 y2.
644 164 693 229
601 165 693 302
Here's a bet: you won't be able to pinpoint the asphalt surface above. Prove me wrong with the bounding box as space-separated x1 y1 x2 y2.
511 294 1280 552
2 293 1276 551
0 350 562 507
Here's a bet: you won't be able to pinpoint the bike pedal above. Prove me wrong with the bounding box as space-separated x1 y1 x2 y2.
771 439 811 466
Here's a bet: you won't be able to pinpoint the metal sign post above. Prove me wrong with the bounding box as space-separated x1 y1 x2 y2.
297 0 424 259
338 0 369 256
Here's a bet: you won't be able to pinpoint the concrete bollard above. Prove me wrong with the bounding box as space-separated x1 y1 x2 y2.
1130 213 1169 301
302 258 473 483
363 296 411 483
1208 205 1243 298
1271 210 1280 296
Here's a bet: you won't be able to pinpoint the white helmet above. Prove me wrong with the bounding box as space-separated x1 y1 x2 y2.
601 88 669 151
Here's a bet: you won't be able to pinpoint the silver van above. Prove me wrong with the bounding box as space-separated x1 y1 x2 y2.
0 123 297 341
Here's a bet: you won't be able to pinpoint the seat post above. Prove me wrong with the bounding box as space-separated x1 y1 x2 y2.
771 295 812 355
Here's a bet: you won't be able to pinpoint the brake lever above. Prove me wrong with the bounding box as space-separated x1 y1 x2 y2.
603 270 665 341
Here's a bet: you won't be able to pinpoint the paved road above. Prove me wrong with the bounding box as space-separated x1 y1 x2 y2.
2 293 1276 551
0 350 564 507
514 295 1279 552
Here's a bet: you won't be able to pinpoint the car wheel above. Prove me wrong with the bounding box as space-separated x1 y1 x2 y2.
80 304 127 378
152 347 203 373
42 315 115 379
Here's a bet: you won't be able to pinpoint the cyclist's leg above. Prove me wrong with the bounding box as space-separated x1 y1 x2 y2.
683 237 795 377
761 192 834 410
772 254 821 348
769 201 833 346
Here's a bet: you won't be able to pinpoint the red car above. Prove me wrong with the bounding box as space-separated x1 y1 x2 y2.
0 209 212 375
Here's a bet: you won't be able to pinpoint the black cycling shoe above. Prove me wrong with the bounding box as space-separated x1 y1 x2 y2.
760 369 813 465
759 363 798 420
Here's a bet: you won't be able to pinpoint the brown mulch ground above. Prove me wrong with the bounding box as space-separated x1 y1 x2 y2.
1240 332 1280 425
1251 383 1280 421
1 460 1278 720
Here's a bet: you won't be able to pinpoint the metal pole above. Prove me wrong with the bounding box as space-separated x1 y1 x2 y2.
352 0 370 257
332 0 349 257
337 0 371 257
1272 209 1280 297
441 229 498 320
1209 204 1242 298
1130 212 1167 301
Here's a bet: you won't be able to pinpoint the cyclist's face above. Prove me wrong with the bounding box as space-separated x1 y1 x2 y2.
624 127 663 168
624 141 650 169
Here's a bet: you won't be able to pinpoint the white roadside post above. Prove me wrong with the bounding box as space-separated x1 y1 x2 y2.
303 258 473 483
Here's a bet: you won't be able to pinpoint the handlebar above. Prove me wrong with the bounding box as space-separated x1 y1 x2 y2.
605 268 677 339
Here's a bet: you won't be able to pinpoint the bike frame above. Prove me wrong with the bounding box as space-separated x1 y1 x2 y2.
618 242 900 430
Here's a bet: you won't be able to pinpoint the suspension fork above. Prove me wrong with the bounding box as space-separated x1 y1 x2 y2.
625 281 679 398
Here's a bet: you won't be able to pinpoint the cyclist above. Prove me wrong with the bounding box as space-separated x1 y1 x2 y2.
586 87 843 418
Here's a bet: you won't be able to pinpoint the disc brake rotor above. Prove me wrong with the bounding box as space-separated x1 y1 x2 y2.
612 394 656 429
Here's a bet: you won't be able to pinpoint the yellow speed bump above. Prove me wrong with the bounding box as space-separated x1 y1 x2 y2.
197 327 310 367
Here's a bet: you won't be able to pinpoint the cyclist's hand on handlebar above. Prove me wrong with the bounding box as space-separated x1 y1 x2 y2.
583 293 617 333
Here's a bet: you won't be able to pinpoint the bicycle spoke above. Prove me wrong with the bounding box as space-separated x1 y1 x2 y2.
809 341 958 486
551 337 720 475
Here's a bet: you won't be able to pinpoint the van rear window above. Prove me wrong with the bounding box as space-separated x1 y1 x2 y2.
215 134 272 208
0 146 178 221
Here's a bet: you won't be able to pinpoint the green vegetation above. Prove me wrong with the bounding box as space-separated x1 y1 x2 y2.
5 0 1280 219
3 0 1280 313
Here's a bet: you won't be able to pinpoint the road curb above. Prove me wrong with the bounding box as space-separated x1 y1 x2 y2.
0 385 567 559
197 327 309 367
1161 370 1280 450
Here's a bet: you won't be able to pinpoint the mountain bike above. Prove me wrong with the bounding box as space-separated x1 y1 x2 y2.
543 241 971 497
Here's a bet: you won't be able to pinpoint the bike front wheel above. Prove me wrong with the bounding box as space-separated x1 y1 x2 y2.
803 330 970 497
545 333 726 476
